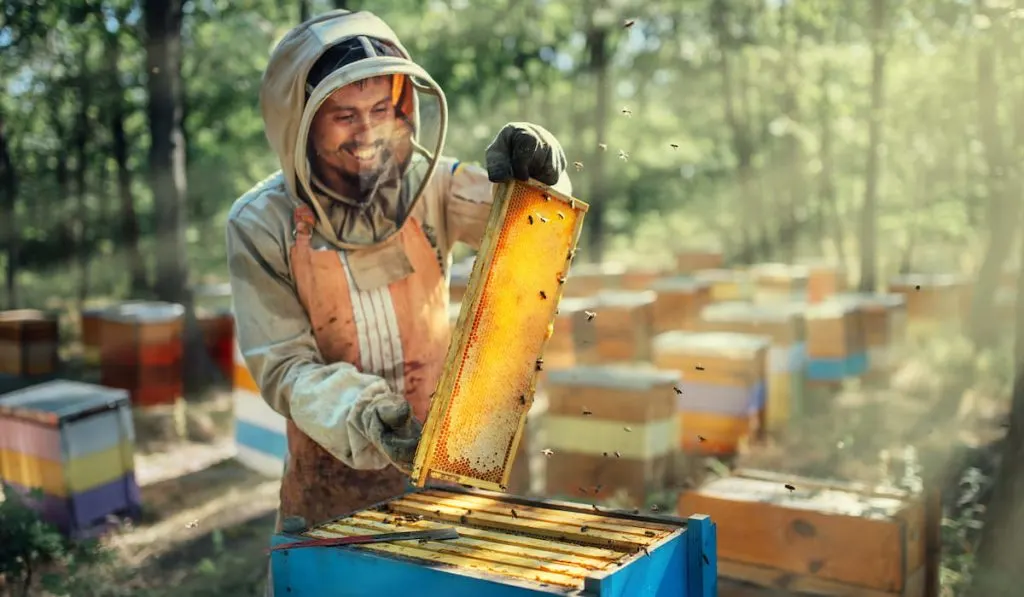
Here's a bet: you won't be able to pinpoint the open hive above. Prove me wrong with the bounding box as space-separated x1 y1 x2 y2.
750 263 809 305
698 302 806 430
412 179 588 491
0 309 60 378
0 380 139 537
693 268 752 302
804 299 868 386
680 469 937 597
573 290 656 364
541 365 681 506
650 277 713 334
271 487 718 597
652 331 770 455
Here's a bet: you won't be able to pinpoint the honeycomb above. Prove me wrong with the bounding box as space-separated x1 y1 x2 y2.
411 180 588 490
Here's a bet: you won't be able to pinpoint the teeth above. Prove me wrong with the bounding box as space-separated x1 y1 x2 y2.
353 148 377 161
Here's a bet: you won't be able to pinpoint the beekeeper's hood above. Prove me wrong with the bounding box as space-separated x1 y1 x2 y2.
259 10 448 249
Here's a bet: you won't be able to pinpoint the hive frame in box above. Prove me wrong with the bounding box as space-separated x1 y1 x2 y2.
411 179 588 491
271 485 719 597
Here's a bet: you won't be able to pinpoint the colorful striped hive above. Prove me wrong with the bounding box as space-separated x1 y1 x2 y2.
232 341 287 477
837 293 907 379
541 365 680 507
0 380 139 537
675 249 724 273
99 302 185 409
698 302 806 431
804 299 868 387
750 263 809 305
573 291 656 364
650 277 713 334
693 268 752 302
271 486 719 597
562 262 627 298
0 309 60 378
652 331 770 456
679 469 936 597
887 274 969 334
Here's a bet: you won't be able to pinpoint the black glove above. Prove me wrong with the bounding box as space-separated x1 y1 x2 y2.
484 122 567 186
362 395 422 474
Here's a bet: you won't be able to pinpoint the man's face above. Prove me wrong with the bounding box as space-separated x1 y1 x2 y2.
309 75 397 193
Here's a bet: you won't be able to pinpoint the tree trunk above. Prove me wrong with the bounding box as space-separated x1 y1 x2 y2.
858 0 886 292
0 114 18 310
73 58 92 307
300 0 311 21
818 61 847 270
585 26 610 264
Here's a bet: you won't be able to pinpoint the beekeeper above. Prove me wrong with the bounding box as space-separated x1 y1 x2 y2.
227 9 571 532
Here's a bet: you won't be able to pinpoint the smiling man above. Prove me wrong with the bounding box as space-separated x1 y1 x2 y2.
226 9 570 583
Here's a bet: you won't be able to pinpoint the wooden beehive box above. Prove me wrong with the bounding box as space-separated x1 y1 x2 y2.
573 291 656 364
507 394 548 497
0 309 60 377
888 274 968 327
197 308 235 386
836 293 906 376
270 487 718 597
679 469 935 597
652 331 770 455
650 277 713 334
801 261 847 304
694 268 752 302
538 297 596 373
99 302 185 410
232 341 287 478
0 380 139 537
620 267 666 291
542 365 680 506
676 249 724 274
750 263 809 305
562 262 627 298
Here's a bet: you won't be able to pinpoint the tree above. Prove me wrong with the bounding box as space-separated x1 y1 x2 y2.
857 0 887 292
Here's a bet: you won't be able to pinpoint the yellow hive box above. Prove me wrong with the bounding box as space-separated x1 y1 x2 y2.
680 469 939 597
572 291 656 364
411 180 587 491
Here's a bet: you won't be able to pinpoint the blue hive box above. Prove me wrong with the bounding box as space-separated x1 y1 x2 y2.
272 486 718 597
0 380 140 537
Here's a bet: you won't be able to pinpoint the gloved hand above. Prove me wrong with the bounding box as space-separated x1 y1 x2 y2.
361 394 422 474
484 122 567 186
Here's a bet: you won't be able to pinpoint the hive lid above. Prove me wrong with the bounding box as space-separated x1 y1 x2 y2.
701 301 802 323
0 309 58 323
0 380 129 425
889 273 969 288
412 180 588 491
653 330 771 357
751 262 809 281
836 292 906 310
100 301 185 323
693 268 747 282
695 475 908 520
545 364 681 390
805 299 858 319
650 276 710 292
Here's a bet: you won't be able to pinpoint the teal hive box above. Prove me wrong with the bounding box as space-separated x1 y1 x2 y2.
271 486 718 597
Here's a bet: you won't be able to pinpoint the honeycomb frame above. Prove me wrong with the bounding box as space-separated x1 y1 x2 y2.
411 178 588 491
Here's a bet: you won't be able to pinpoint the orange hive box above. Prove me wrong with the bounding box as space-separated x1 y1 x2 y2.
99 302 185 409
572 290 656 365
541 364 680 507
680 469 938 597
0 309 60 378
800 260 847 304
650 277 713 334
561 262 626 298
675 249 724 274
411 179 588 491
693 268 752 302
750 263 809 305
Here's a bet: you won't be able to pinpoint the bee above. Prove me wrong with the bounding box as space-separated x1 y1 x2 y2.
618 150 629 161
670 143 679 150
603 451 609 457
585 310 596 321
460 514 468 524
542 193 551 202
598 143 608 151
702 553 710 565
594 484 602 493
567 248 576 260
581 525 590 532
623 426 632 432
915 285 921 290
557 212 565 219
539 290 547 299
528 214 534 225
578 486 588 494
573 161 584 172
695 365 705 371
650 504 660 512
591 504 601 512
535 357 544 371
541 448 554 457
538 214 549 223
185 519 199 529
785 484 796 492
644 530 656 537
582 408 593 416
620 107 632 117
697 435 707 443
569 198 578 209
641 547 650 557
673 386 682 395
615 451 621 458
519 394 527 405
511 509 518 519
557 275 567 284
623 18 636 28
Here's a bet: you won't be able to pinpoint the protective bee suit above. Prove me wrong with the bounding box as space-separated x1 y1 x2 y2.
226 6 571 552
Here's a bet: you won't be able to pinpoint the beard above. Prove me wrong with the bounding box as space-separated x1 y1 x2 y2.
331 141 396 202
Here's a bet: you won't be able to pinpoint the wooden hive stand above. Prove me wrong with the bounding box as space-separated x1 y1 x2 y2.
0 380 140 538
679 468 941 597
653 331 771 456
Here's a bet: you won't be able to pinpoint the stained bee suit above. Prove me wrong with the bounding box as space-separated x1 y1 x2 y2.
226 8 572 568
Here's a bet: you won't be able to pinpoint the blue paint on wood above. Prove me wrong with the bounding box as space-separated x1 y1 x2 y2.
585 533 686 596
845 351 868 377
62 408 133 459
806 352 869 380
685 515 718 597
235 419 288 460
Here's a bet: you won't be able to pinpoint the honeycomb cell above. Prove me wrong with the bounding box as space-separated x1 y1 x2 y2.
412 181 588 490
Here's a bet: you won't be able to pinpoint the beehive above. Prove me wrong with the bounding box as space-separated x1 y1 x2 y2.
538 297 596 373
750 263 809 305
0 380 139 537
679 469 935 597
271 487 719 597
99 302 184 408
652 331 770 455
650 277 713 334
693 269 752 302
676 250 724 274
802 262 847 304
887 274 969 334
412 180 587 491
698 302 806 430
541 365 680 506
197 308 235 386
804 299 868 384
572 291 656 364
232 341 287 477
836 293 907 378
80 307 105 367
0 309 60 377
562 262 627 298
620 267 665 291
507 394 548 497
